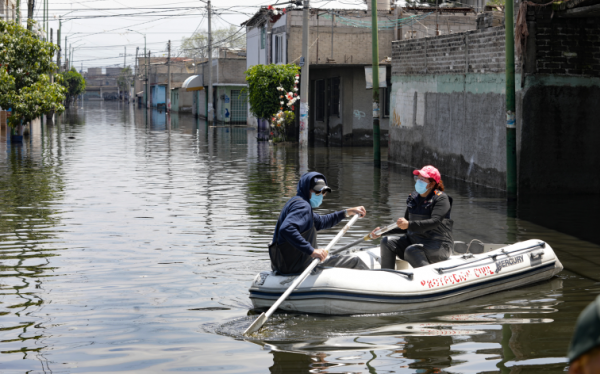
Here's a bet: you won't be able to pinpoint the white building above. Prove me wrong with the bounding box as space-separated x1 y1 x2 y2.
1 0 19 22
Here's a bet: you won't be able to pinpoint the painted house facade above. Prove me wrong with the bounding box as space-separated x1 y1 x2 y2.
190 53 248 123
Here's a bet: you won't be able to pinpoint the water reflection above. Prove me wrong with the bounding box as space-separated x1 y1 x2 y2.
0 101 598 373
0 117 64 360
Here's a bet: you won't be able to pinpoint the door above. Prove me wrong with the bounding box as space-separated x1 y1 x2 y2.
230 90 248 123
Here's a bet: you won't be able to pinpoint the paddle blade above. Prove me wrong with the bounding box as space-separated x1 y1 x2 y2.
244 312 267 336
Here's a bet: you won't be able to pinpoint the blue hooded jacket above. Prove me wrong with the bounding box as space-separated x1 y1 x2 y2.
272 172 346 255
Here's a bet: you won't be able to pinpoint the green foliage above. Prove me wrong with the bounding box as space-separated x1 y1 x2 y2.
245 64 300 121
58 67 86 104
486 0 505 7
0 20 66 127
117 67 132 91
181 25 245 59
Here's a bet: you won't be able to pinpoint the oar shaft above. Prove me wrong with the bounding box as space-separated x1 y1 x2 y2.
330 236 366 255
374 222 399 236
265 214 359 319
331 221 400 255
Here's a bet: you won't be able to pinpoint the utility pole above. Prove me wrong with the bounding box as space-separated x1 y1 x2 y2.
436 0 439 35
207 0 213 122
148 50 151 107
128 30 147 108
65 35 68 71
505 0 517 199
371 0 380 167
50 28 53 79
27 0 33 30
57 19 61 69
167 40 171 112
394 2 398 40
135 46 139 104
43 0 46 40
124 46 126 68
299 0 310 146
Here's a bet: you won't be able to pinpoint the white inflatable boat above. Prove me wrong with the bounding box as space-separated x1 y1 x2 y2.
249 239 563 315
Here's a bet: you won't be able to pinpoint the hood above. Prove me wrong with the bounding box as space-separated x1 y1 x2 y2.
296 172 327 201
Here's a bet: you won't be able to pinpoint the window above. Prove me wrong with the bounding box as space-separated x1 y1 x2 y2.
261 27 266 50
329 77 340 117
273 35 284 64
315 80 325 122
382 77 391 118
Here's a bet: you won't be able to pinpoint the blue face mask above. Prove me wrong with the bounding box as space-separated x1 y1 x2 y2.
415 180 429 194
310 192 323 208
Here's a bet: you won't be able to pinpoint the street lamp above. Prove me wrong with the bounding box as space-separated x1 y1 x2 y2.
128 29 147 108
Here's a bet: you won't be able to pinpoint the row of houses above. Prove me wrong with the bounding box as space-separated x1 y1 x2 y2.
131 48 248 123
242 3 480 145
130 2 481 136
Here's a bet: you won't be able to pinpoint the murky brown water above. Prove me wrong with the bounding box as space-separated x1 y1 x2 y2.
1 101 598 373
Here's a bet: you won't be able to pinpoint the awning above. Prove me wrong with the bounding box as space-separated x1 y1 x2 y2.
182 75 205 92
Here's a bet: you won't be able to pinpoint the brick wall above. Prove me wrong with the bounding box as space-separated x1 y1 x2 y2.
392 26 510 76
531 10 600 76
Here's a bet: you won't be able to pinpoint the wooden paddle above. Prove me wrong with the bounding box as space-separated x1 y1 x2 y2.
243 214 360 336
329 222 399 256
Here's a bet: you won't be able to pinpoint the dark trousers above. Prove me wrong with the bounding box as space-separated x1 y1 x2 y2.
381 235 433 269
319 254 370 270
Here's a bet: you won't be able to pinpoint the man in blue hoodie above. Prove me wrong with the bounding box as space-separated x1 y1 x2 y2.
269 172 370 274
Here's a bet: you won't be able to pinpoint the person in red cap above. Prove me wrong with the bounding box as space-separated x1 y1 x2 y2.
370 165 454 269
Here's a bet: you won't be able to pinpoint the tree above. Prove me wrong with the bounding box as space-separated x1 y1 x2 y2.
57 67 85 107
0 20 66 130
486 0 505 7
117 67 132 94
245 64 300 141
180 25 245 59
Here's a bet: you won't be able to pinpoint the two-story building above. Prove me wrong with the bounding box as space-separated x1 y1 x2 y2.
243 2 478 145
244 4 395 146
186 49 248 123
83 67 121 100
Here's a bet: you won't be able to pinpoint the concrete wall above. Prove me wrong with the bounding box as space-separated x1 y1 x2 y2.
217 59 247 84
287 22 394 66
197 59 247 85
171 89 193 112
197 89 207 118
392 12 600 194
390 27 519 189
518 10 600 194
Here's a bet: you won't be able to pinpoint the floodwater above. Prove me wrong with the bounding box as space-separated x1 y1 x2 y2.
1 101 599 373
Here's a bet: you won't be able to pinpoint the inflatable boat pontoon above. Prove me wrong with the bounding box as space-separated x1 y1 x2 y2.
249 239 563 315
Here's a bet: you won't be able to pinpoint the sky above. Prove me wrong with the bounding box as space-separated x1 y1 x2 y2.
22 0 374 72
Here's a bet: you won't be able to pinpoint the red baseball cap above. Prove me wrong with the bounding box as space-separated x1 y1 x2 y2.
413 165 441 183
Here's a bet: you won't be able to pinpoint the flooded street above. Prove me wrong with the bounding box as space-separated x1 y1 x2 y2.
1 101 599 373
